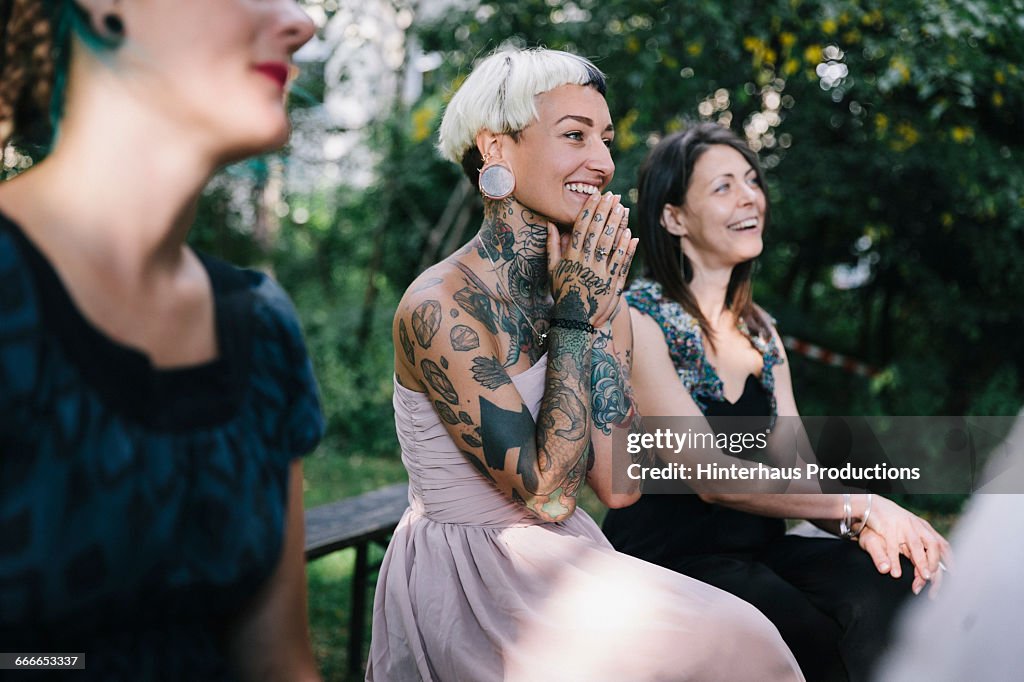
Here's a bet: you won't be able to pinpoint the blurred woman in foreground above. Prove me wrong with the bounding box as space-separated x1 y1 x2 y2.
0 1 323 678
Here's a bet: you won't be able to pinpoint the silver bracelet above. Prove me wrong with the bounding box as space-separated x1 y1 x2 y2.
839 493 853 539
850 493 873 540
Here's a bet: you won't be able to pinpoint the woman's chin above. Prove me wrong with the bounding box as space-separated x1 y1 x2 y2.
216 133 290 167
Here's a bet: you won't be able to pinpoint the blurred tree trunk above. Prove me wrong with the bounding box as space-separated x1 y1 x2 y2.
418 179 475 272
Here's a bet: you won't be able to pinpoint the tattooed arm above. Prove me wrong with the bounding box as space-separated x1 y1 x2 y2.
393 274 594 522
392 193 636 522
586 300 653 509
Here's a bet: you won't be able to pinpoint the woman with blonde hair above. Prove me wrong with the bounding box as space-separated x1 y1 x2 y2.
368 48 804 681
0 0 323 678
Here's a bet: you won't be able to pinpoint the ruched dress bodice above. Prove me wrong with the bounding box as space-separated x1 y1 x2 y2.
392 357 547 528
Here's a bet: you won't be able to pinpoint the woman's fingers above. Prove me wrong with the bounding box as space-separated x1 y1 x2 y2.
885 531 902 578
857 529 894 575
916 520 943 578
554 192 635 327
581 193 617 263
902 531 932 581
911 566 928 596
927 557 946 599
593 196 625 266
923 518 954 571
566 192 602 261
621 235 638 292
607 217 631 279
546 221 562 279
592 217 634 325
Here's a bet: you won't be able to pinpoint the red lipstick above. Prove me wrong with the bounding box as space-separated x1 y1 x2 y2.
254 62 289 89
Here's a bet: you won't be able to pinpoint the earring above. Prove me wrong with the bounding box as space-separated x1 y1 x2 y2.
102 13 124 39
478 155 515 201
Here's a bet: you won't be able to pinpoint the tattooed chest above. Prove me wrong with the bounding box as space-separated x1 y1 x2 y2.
451 285 550 365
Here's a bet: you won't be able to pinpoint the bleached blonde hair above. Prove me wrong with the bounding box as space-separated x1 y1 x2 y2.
437 47 606 183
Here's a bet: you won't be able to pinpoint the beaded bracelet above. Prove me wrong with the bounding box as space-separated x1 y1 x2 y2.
549 318 596 333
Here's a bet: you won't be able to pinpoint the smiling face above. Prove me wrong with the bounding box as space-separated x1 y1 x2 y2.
500 84 615 227
90 0 315 163
668 144 766 271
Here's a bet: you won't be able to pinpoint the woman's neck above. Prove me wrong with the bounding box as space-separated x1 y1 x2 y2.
687 262 734 330
2 90 218 282
473 196 552 308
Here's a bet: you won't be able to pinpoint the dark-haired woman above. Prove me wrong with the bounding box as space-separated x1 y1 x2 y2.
603 122 951 682
0 1 322 678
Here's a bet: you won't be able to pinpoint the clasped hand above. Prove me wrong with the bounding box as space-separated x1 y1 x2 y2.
546 192 637 328
857 497 953 598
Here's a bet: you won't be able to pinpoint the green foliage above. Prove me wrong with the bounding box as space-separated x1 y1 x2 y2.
301 449 409 677
410 0 1024 416
187 0 1024 515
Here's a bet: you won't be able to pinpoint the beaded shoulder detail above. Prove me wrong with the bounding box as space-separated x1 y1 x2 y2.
625 277 783 415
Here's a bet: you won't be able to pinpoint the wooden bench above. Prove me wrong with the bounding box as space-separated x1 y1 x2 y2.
304 482 409 676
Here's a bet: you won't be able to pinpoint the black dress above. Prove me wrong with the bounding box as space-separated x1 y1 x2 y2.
603 278 914 682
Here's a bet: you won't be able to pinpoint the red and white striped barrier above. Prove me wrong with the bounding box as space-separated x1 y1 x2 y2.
782 335 880 378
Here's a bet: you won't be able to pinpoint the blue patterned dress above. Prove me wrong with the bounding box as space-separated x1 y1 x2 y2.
0 213 324 679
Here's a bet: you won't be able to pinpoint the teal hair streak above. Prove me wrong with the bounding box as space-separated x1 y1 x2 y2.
46 0 119 150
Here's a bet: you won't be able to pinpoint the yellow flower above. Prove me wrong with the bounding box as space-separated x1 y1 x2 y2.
804 44 823 64
410 105 436 143
995 70 1006 84
951 126 974 144
442 75 466 103
822 18 837 35
843 29 861 45
783 58 800 76
663 55 680 69
889 121 919 151
780 32 797 49
839 12 851 26
940 213 954 228
861 9 884 27
890 57 911 83
615 109 640 151
993 92 1005 107
743 36 768 68
764 48 778 65
687 42 703 57
626 35 641 54
874 113 889 133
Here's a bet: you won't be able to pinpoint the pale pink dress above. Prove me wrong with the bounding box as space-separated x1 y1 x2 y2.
367 356 804 681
